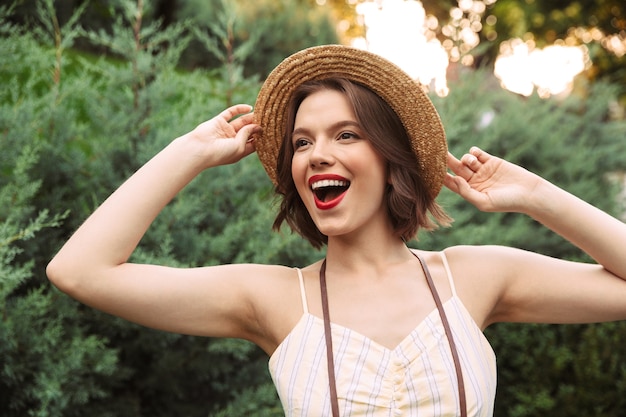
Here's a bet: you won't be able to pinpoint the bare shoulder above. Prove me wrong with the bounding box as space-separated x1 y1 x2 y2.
239 263 303 302
439 245 524 329
235 262 315 354
443 243 516 258
442 244 531 275
220 262 296 282
412 244 515 285
226 262 303 311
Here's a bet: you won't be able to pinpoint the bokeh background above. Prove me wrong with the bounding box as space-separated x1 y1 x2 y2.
1 0 625 416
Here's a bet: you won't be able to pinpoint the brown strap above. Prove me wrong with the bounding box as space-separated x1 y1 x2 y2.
320 259 340 417
413 252 467 417
319 254 467 417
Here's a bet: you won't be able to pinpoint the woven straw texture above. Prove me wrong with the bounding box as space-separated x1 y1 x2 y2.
254 44 447 199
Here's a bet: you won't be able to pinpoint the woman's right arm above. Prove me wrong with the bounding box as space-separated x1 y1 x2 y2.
46 105 280 343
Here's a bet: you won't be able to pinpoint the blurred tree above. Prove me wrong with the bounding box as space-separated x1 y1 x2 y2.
0 2 125 415
6 0 340 79
329 1 625 99
3 0 626 416
481 0 625 85
2 0 319 415
9 0 624 95
403 0 626 93
305 0 365 40
177 0 339 77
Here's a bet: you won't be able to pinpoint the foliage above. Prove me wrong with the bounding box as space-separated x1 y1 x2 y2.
7 0 340 80
482 0 626 87
484 0 626 47
7 0 625 90
320 0 626 100
1 1 317 415
179 0 340 78
2 0 626 416
0 7 122 415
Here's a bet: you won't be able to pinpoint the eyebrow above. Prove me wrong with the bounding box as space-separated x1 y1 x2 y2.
292 120 361 139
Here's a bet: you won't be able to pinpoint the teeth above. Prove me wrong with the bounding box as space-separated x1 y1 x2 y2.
311 179 349 190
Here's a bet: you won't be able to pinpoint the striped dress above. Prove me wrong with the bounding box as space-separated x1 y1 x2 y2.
269 252 497 417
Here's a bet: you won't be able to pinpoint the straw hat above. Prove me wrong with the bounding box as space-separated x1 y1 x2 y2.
254 44 447 199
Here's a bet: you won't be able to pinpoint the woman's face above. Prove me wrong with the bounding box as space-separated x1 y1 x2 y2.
290 89 390 240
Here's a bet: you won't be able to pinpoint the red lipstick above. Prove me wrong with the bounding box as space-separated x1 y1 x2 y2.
309 174 350 210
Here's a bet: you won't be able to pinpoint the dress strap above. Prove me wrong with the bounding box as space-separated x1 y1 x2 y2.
295 268 309 314
320 260 340 417
413 252 467 417
440 251 458 297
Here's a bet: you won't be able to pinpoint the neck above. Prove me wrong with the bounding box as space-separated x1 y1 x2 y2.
324 229 414 276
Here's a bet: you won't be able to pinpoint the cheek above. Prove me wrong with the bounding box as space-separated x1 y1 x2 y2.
290 154 302 181
291 155 309 196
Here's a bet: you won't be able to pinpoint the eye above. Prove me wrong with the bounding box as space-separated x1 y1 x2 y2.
338 131 359 140
293 138 310 149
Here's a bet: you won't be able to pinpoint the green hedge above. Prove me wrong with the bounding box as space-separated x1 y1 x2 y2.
2 1 626 416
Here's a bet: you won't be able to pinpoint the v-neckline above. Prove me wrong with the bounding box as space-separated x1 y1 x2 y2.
306 296 455 353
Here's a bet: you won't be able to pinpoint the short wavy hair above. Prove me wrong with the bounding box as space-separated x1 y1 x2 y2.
272 78 451 249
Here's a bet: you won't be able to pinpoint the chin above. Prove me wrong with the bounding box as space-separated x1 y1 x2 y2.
315 224 352 239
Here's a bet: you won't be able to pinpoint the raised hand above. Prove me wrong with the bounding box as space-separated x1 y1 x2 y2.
444 147 542 213
186 104 260 168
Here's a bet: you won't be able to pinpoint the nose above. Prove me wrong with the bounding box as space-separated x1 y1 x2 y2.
308 139 335 168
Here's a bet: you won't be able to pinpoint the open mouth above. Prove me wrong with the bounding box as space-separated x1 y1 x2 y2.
311 179 350 204
311 179 350 209
308 175 351 210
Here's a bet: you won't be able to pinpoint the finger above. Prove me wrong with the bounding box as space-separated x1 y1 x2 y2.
230 112 255 131
219 104 253 122
469 146 491 163
236 123 261 145
447 152 475 178
444 172 474 199
241 127 259 157
443 172 461 193
446 152 462 171
461 153 479 170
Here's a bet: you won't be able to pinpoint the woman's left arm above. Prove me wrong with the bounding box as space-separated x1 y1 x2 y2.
445 147 626 325
446 146 626 279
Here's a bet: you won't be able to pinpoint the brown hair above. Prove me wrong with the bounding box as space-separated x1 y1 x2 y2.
272 78 451 249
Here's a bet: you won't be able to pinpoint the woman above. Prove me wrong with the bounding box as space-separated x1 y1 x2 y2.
47 45 626 416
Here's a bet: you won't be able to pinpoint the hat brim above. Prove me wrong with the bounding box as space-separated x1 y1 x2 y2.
254 44 447 199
